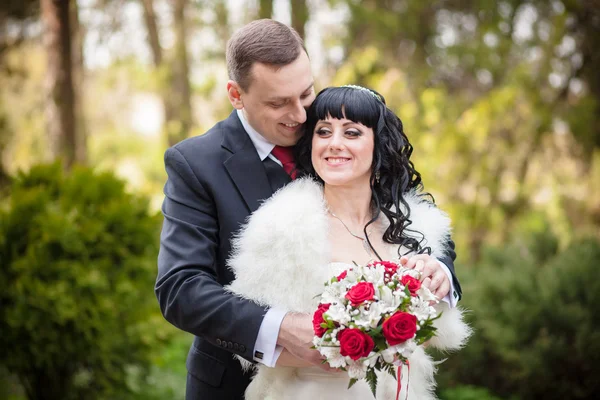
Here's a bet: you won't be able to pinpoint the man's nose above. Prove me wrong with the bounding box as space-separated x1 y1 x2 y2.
289 99 307 123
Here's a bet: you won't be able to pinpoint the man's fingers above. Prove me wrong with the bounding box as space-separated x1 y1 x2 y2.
415 259 425 272
429 272 444 293
405 254 430 270
434 280 450 300
421 277 432 290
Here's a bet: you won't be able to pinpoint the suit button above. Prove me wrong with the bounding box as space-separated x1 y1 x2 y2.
216 339 222 346
234 343 239 351
240 345 246 353
221 341 228 348
228 342 233 349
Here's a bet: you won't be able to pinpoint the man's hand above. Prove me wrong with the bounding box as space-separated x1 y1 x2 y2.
400 254 450 300
277 313 332 371
276 349 314 368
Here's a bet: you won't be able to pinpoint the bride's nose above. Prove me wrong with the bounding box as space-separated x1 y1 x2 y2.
328 132 344 151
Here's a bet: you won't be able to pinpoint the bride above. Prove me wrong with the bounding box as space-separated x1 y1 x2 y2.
226 85 471 399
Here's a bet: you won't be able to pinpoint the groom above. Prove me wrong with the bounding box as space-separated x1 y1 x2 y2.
156 19 461 400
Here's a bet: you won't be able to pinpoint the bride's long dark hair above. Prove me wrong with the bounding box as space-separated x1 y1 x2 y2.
295 86 432 259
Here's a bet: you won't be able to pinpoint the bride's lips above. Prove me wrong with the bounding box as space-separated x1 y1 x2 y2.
325 157 351 166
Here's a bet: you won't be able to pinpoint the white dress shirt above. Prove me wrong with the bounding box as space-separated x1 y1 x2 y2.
236 109 458 368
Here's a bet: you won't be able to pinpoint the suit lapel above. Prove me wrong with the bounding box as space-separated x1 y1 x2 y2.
221 111 274 213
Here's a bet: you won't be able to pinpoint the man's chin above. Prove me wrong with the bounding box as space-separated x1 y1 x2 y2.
275 131 301 146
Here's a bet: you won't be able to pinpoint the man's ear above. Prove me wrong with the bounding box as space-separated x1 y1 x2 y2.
227 81 244 110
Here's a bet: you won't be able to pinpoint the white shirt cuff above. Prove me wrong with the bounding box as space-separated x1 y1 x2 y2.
436 259 458 308
253 307 286 367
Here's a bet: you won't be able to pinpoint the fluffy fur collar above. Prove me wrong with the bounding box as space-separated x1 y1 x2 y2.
226 178 470 400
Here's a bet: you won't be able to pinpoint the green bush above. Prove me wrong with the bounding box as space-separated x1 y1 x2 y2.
0 163 169 400
435 232 600 399
439 385 503 400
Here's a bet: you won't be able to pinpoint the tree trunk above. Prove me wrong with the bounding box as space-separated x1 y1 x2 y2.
141 0 163 66
41 0 76 169
169 0 193 146
258 0 273 19
290 0 308 39
70 0 86 164
140 0 177 147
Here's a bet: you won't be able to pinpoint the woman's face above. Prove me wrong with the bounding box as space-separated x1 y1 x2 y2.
311 116 374 188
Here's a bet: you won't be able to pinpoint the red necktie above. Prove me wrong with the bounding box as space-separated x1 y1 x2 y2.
270 145 297 180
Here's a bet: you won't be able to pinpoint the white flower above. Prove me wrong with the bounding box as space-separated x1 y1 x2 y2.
399 268 420 280
352 302 385 329
326 303 352 325
320 346 347 369
365 264 386 286
344 269 360 284
381 346 398 363
417 286 437 302
347 361 367 380
409 296 437 321
379 285 394 306
396 340 417 358
363 353 379 368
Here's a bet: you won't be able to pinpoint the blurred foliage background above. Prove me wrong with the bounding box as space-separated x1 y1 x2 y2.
0 0 598 399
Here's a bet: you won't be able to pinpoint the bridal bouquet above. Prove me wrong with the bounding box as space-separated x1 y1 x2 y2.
312 260 440 397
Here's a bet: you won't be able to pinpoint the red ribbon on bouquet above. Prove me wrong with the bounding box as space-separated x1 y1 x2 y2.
396 360 410 400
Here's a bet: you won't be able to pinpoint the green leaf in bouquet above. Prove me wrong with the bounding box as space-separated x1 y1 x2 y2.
383 363 397 380
366 369 378 398
347 378 358 389
373 336 387 351
367 326 382 337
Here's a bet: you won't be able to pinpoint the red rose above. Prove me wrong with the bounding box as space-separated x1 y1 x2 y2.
345 282 375 306
336 270 348 281
379 261 400 276
400 275 421 296
338 328 375 360
312 303 331 337
382 312 418 345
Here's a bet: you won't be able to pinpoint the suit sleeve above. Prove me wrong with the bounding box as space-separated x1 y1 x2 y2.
437 238 462 300
155 146 267 360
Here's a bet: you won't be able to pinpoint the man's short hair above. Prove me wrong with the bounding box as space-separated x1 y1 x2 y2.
226 19 306 91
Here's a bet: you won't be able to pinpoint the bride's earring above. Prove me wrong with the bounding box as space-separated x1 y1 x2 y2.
375 171 380 184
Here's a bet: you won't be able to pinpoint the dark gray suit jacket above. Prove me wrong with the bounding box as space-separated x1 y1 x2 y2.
155 111 461 400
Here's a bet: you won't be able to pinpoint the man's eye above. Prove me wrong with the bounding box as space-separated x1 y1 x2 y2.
269 103 285 108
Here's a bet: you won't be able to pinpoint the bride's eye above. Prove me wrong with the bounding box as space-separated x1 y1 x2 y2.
315 128 331 136
345 129 361 137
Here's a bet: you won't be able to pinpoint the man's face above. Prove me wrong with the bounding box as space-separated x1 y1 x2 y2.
236 51 315 147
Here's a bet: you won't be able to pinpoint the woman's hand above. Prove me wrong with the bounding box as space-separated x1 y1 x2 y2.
400 254 450 300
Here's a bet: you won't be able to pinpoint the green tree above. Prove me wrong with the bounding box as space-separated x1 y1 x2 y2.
0 163 168 400
436 233 600 399
333 1 600 261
